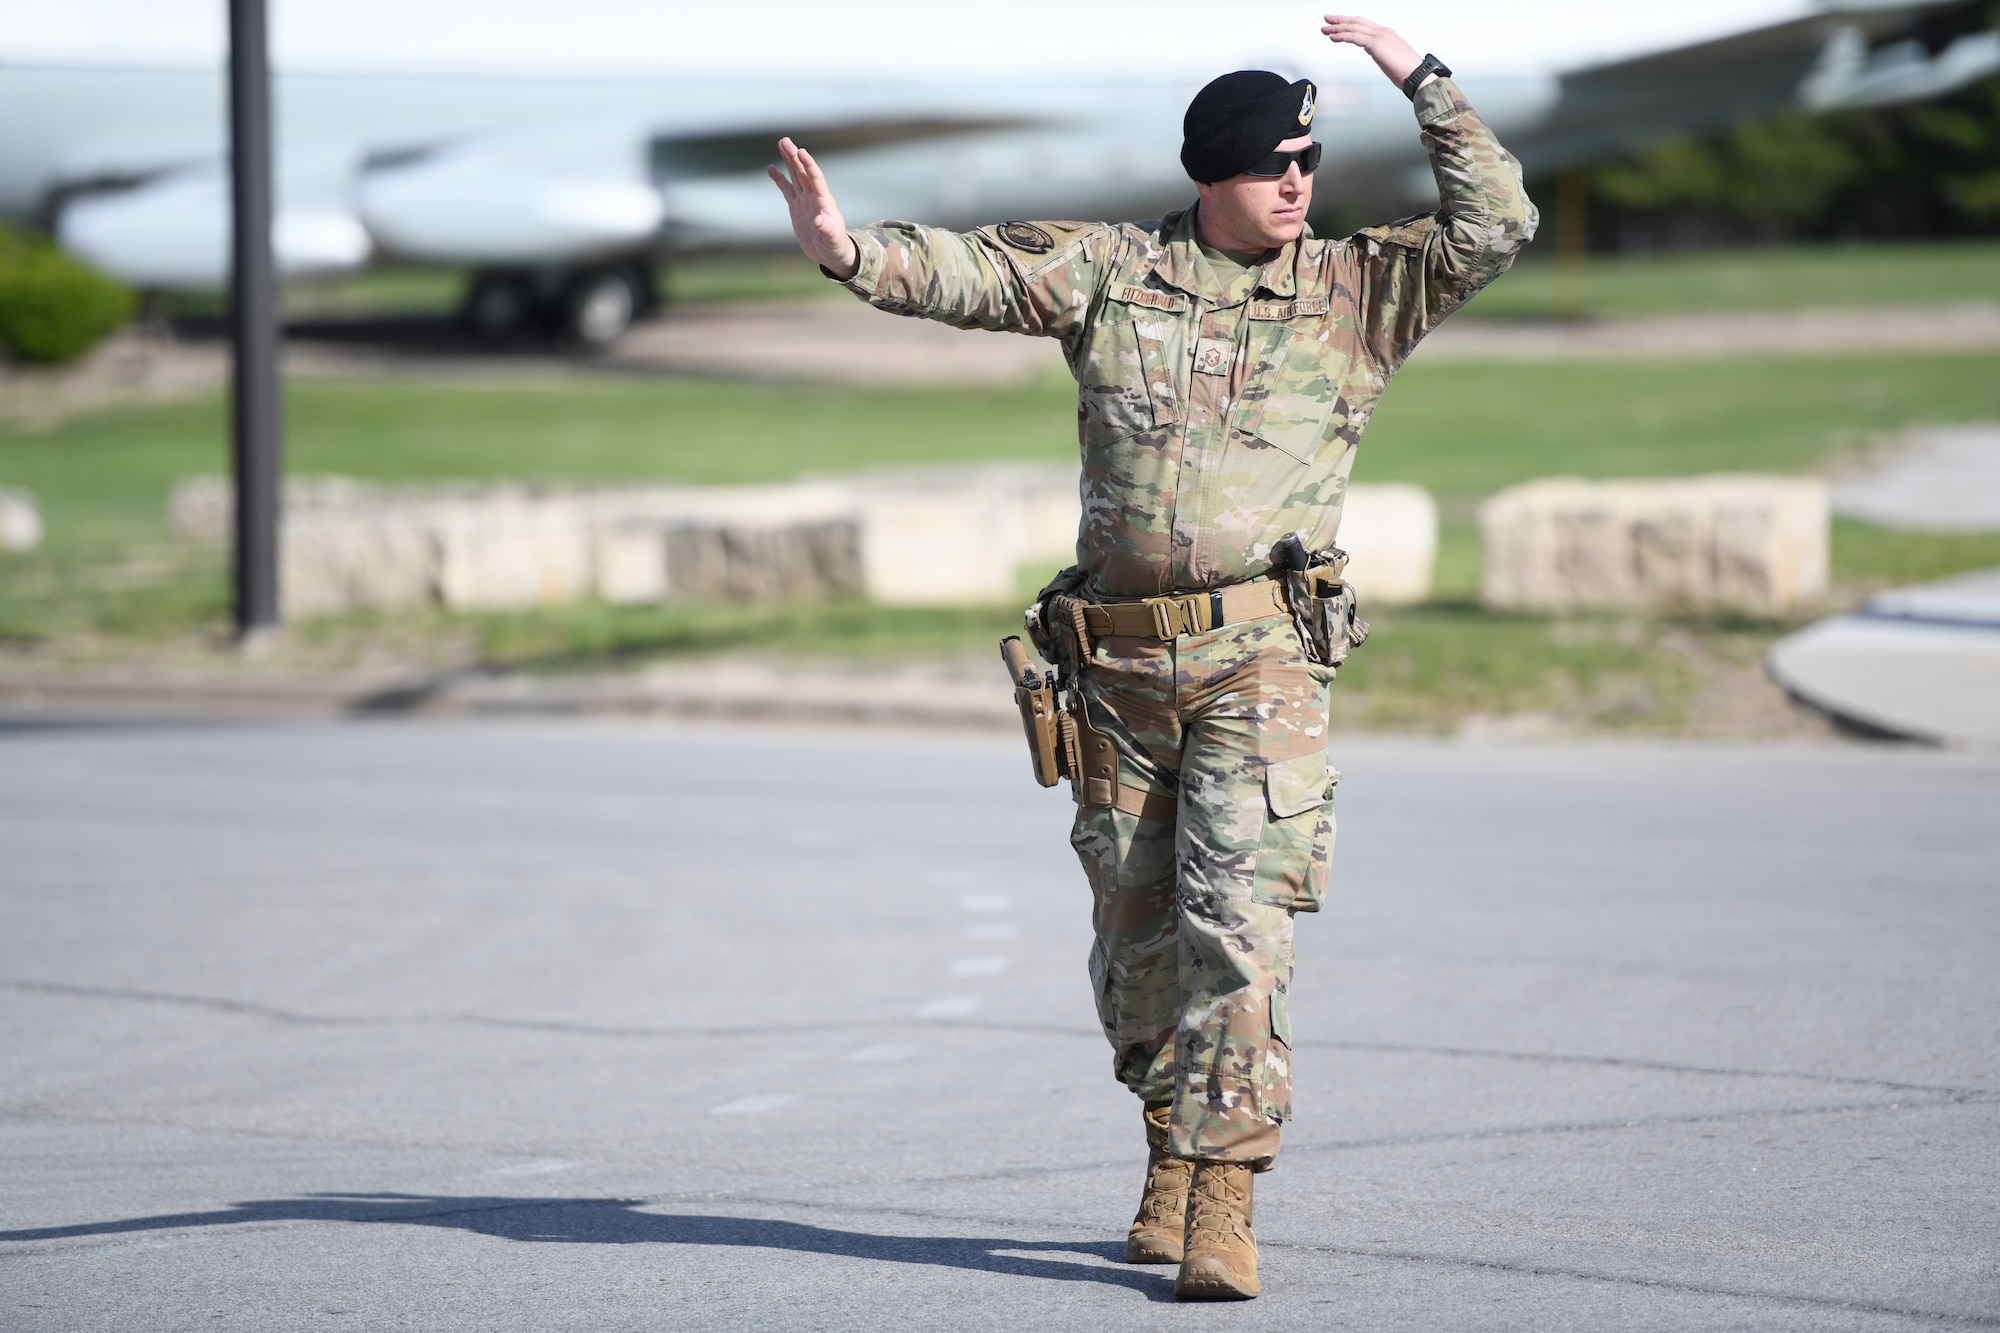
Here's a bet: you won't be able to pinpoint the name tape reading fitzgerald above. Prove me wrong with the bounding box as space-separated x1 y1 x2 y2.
1115 285 1189 312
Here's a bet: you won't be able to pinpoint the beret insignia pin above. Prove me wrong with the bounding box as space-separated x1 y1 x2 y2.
997 221 1054 254
1298 85 1315 127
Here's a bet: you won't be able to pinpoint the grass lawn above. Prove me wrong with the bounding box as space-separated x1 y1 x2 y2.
1466 239 2000 320
246 240 2000 322
1363 354 2000 493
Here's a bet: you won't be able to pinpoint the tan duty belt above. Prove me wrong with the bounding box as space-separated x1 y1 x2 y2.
1081 576 1289 641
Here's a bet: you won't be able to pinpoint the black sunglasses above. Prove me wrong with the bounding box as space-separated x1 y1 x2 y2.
1244 142 1322 178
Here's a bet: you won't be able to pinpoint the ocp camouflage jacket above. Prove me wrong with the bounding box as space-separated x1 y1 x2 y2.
836 78 1537 599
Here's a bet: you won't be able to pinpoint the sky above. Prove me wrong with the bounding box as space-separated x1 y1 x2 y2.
0 0 1819 80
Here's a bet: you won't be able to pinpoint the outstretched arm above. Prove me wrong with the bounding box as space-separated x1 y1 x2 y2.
767 137 859 281
1320 14 1433 93
767 137 1108 343
1319 14 1538 368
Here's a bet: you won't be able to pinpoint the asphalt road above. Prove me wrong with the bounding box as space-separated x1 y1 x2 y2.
2 719 1996 1331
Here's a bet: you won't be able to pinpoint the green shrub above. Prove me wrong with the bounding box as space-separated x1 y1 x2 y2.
0 226 136 365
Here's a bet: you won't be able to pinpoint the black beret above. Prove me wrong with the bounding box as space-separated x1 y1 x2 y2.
1181 70 1318 184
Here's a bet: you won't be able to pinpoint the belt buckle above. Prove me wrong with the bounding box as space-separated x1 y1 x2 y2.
1148 596 1196 638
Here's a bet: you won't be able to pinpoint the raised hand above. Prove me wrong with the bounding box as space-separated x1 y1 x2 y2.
767 137 859 281
1320 15 1427 91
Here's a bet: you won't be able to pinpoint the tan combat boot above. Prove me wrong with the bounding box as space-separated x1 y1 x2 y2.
1173 1159 1258 1299
1125 1101 1191 1263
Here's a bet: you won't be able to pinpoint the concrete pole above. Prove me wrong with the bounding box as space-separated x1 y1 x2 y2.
228 0 282 637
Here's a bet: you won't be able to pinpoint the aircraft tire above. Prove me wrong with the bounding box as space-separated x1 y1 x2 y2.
565 267 641 349
461 272 536 342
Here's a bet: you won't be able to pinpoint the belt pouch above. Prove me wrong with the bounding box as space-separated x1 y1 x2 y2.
1285 562 1370 666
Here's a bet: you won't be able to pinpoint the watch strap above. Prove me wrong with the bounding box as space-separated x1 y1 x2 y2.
1401 53 1452 101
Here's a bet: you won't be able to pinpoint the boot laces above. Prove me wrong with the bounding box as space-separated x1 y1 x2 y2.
1186 1167 1249 1246
1137 1153 1192 1225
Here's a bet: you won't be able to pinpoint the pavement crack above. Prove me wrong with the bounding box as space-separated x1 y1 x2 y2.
19 980 1982 1105
1278 1092 2000 1159
1274 1239 2000 1327
1299 1037 1984 1098
890 1090 1997 1189
0 978 869 1041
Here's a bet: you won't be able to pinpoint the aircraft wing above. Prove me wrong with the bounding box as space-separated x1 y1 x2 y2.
649 114 1039 179
1501 0 2000 177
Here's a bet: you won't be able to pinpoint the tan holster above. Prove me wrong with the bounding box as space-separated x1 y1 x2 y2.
999 635 1075 789
999 572 1178 825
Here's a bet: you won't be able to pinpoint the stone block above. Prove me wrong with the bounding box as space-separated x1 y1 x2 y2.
1480 476 1828 616
433 501 594 611
0 487 43 552
169 474 378 544
1337 484 1435 606
168 476 232 543
593 526 669 605
844 463 1081 602
281 510 438 618
166 466 1443 619
663 519 863 601
857 481 1023 606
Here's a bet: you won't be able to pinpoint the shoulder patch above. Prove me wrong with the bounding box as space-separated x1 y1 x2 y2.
978 220 1100 275
997 221 1055 254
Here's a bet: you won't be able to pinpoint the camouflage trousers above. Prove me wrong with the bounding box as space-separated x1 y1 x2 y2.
1069 613 1338 1167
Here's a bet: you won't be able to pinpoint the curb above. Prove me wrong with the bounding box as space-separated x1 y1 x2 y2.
0 667 1020 732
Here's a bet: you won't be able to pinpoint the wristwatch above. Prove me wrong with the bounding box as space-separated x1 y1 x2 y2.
1401 53 1452 100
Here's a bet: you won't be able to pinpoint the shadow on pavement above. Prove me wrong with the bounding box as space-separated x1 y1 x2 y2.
1 1193 1168 1297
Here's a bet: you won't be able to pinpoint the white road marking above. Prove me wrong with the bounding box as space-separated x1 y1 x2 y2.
917 995 980 1019
960 892 1012 913
951 956 1008 978
964 922 1017 940
486 1159 581 1176
848 1043 920 1063
711 1093 799 1115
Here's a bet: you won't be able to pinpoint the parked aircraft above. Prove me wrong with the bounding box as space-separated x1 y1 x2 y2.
0 0 1992 346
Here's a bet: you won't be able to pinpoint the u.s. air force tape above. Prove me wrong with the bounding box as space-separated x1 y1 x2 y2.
997 222 1054 254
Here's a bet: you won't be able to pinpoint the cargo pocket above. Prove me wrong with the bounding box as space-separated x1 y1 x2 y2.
1258 987 1293 1122
1251 752 1339 912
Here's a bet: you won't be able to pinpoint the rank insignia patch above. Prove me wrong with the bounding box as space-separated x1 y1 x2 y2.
997 221 1054 254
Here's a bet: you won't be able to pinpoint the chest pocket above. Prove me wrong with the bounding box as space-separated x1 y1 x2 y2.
1076 287 1188 441
1233 298 1343 466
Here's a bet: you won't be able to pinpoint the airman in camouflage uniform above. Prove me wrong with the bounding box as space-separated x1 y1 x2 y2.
771 14 1535 1300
